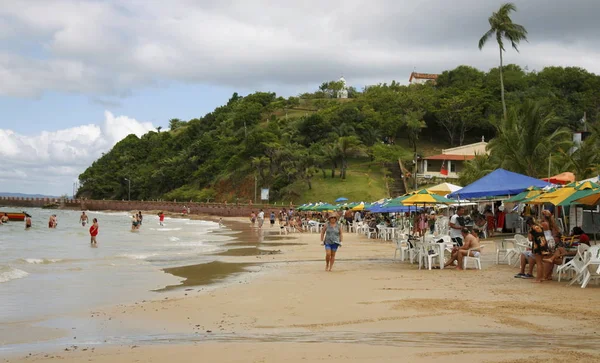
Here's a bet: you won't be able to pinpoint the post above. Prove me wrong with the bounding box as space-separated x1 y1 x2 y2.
548 154 551 182
414 151 418 190
124 178 131 201
254 175 257 204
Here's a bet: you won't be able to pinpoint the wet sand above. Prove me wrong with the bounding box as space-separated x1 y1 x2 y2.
4 217 600 363
158 261 256 291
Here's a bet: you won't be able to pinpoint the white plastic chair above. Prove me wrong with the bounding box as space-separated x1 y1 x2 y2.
463 245 484 270
495 238 518 265
559 244 589 282
394 234 411 261
423 242 444 270
573 246 600 288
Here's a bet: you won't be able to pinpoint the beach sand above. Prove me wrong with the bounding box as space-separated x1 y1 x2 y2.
4 217 600 363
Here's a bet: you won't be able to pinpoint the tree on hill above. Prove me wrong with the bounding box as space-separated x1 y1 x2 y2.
487 101 572 177
479 2 528 121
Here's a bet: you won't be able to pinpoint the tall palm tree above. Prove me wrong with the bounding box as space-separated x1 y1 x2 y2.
556 136 599 180
458 154 496 186
336 136 366 179
487 101 572 177
478 3 527 121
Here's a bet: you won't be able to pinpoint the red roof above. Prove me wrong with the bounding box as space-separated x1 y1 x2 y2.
424 154 475 161
409 72 439 83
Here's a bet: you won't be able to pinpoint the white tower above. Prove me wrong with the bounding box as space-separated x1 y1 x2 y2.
337 76 348 99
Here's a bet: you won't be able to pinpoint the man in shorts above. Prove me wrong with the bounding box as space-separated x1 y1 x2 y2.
449 206 466 246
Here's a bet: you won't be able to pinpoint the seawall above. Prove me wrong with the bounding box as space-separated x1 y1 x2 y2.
0 197 292 217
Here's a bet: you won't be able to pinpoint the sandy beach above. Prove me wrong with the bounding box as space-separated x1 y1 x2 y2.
4 216 600 363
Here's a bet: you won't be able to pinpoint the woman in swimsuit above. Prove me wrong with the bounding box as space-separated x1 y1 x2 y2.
89 218 99 245
320 215 343 272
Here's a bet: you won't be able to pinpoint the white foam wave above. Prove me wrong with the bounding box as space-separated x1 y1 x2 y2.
168 236 181 242
150 228 182 232
119 253 159 260
20 258 63 264
0 266 29 283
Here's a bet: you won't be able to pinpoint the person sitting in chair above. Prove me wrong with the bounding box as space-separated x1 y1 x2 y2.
444 228 481 270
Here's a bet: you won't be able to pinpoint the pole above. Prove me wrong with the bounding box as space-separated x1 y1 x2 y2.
254 175 257 204
548 153 551 182
125 178 131 201
414 151 418 190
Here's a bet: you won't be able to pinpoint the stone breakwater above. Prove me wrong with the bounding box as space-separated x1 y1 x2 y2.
0 197 291 217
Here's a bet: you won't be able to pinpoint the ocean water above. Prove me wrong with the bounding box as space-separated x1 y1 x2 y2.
0 208 234 323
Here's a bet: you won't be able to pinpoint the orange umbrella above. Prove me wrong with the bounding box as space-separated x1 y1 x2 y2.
542 172 575 185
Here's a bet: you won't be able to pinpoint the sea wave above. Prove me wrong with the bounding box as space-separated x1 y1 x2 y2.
168 236 181 242
118 253 159 260
19 258 63 264
150 228 182 232
0 266 29 283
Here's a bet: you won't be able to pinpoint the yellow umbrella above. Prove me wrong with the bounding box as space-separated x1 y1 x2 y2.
527 187 577 205
427 182 462 197
571 189 600 205
352 202 365 211
400 190 457 206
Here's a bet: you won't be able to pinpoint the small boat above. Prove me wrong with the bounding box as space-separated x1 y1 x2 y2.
0 211 29 221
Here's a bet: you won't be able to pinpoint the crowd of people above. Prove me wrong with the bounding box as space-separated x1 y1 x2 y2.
246 204 592 277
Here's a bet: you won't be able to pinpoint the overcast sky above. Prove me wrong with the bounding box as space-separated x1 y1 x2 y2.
1 0 599 195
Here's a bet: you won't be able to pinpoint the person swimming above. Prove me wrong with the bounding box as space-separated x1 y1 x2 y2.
25 216 32 229
79 212 88 227
131 214 140 231
48 215 57 228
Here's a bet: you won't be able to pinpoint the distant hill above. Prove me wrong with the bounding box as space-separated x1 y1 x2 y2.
0 192 59 199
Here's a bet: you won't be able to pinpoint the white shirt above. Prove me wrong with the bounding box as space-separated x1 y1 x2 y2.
449 214 462 239
258 211 265 219
354 211 362 222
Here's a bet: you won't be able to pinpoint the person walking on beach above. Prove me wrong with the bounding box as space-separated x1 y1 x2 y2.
320 215 343 272
269 211 275 227
159 211 165 226
138 211 143 226
250 211 256 226
79 212 88 226
89 218 99 245
257 209 265 229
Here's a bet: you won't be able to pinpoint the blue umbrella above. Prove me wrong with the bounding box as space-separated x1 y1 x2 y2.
335 197 349 202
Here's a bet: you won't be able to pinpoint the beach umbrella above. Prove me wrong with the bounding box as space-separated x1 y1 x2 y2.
504 187 544 203
427 182 462 196
335 197 349 202
352 202 366 211
314 203 336 211
400 189 458 206
542 172 576 185
528 182 598 206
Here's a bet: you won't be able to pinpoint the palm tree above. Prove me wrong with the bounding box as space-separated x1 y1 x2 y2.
458 154 497 186
556 136 599 180
336 136 366 179
478 3 527 121
487 101 572 177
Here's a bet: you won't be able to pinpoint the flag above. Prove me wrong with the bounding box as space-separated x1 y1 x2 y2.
440 160 448 176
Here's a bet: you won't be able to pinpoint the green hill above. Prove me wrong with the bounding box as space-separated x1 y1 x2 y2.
76 65 600 203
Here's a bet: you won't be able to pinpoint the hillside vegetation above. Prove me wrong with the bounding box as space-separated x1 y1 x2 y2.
77 65 600 203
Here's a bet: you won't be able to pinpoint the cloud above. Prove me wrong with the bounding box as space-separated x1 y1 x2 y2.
0 112 154 195
0 0 599 98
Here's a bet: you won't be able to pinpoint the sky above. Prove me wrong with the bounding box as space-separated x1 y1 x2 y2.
1 0 599 196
